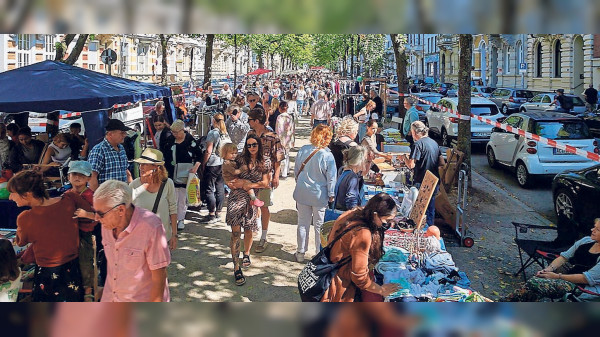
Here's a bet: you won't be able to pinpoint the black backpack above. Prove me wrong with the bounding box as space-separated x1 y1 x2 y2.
561 96 574 110
298 224 368 302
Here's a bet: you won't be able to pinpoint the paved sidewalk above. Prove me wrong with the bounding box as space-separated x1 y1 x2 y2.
168 115 559 301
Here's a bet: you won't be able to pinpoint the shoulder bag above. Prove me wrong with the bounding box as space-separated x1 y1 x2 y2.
298 224 368 302
151 179 168 213
172 143 194 185
295 148 320 181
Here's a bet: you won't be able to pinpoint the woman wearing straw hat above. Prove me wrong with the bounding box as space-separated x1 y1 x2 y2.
131 148 178 250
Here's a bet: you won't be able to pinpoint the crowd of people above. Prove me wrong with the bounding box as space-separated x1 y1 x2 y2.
4 71 596 303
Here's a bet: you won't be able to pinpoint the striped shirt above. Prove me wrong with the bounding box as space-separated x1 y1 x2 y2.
88 138 129 184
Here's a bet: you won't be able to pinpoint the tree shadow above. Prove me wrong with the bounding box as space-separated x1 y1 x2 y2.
169 218 304 302
269 209 298 226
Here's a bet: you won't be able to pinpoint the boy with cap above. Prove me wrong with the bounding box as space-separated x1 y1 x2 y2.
69 161 98 301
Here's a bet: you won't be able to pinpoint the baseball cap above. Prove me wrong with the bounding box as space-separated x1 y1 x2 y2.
68 161 92 177
105 119 132 132
556 89 565 93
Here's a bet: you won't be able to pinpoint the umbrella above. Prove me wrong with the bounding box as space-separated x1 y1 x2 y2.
246 68 272 76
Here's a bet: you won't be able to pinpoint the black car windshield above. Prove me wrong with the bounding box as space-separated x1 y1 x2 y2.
481 87 495 93
534 121 591 139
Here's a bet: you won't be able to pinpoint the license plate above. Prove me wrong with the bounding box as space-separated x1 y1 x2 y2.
553 148 570 155
472 132 490 137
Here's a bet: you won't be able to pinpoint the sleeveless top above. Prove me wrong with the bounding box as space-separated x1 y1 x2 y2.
49 142 72 164
569 242 600 274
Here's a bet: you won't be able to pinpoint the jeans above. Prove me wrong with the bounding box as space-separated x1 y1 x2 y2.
202 165 225 214
176 187 188 222
358 123 367 142
313 119 328 128
297 100 305 114
296 202 326 254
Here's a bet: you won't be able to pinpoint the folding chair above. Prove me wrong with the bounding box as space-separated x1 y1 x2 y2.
566 286 600 302
512 222 571 282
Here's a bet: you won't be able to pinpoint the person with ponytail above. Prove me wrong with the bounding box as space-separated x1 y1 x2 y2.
321 193 401 302
8 170 93 302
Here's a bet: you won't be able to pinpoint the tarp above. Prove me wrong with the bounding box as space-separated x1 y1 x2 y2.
246 68 272 76
0 60 173 115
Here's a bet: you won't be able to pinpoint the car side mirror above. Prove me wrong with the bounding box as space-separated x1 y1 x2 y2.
430 107 439 112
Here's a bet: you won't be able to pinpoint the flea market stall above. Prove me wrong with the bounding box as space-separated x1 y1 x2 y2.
323 128 485 302
0 60 175 227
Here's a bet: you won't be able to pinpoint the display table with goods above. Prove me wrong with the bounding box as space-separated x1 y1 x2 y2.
321 170 490 302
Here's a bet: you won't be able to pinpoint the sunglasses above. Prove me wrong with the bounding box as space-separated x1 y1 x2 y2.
96 203 124 218
246 143 259 148
248 99 257 102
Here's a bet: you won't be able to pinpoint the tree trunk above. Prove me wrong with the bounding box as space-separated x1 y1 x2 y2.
247 47 251 73
64 34 89 65
350 35 355 78
55 34 76 61
390 34 408 118
356 35 361 76
160 34 169 86
457 34 473 182
258 52 264 69
234 35 238 90
189 47 194 84
203 34 215 89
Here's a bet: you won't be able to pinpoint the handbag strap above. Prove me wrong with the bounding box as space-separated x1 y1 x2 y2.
326 223 368 249
152 179 167 213
296 148 320 180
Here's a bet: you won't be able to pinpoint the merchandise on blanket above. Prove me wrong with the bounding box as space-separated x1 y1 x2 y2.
435 284 473 302
424 251 458 274
438 270 471 289
383 230 440 254
379 246 410 263
464 291 493 302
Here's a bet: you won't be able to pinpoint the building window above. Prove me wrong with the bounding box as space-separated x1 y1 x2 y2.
45 35 55 53
17 34 31 68
553 39 561 78
89 64 96 70
535 42 542 78
504 46 511 74
89 41 98 52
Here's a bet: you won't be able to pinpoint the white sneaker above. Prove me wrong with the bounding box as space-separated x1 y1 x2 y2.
177 220 185 230
294 252 305 263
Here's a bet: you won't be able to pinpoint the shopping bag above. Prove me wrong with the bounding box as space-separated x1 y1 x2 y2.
324 208 343 222
186 173 201 207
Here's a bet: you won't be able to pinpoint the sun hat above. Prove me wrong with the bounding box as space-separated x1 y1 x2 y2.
68 161 93 176
133 148 165 165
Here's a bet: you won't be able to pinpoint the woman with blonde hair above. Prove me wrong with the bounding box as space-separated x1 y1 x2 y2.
39 133 72 175
200 113 227 224
131 148 178 250
354 100 376 141
268 97 281 131
293 124 337 262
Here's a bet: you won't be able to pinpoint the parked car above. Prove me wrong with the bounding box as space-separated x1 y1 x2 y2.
489 88 535 114
487 112 599 188
520 92 586 115
433 82 457 97
386 84 399 108
412 92 443 123
471 86 496 98
581 112 600 138
552 164 600 240
426 97 502 147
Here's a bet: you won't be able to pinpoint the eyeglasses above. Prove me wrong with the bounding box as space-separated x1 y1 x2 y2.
246 143 259 148
248 99 257 102
96 203 124 218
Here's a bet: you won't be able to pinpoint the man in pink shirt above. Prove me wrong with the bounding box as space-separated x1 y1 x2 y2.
94 180 171 302
310 91 332 129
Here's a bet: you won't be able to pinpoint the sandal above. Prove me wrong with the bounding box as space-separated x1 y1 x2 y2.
242 254 251 268
84 294 95 302
234 269 246 286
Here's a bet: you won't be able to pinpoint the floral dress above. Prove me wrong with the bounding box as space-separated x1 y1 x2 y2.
226 157 271 231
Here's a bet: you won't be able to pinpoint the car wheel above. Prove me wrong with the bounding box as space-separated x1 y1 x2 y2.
554 189 575 222
520 107 526 113
502 105 509 114
516 161 533 188
487 147 498 169
441 128 450 147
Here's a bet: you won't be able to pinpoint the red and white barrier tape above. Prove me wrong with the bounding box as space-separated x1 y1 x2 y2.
391 91 600 162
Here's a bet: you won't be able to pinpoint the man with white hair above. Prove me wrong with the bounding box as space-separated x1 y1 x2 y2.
310 91 332 129
94 180 171 302
221 83 233 102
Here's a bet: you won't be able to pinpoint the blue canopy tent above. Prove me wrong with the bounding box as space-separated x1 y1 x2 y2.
0 60 175 147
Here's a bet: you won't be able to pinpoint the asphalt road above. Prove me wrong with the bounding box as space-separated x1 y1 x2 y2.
454 143 557 224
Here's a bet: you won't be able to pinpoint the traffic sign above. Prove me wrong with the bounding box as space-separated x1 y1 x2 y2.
101 48 117 65
519 62 527 74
